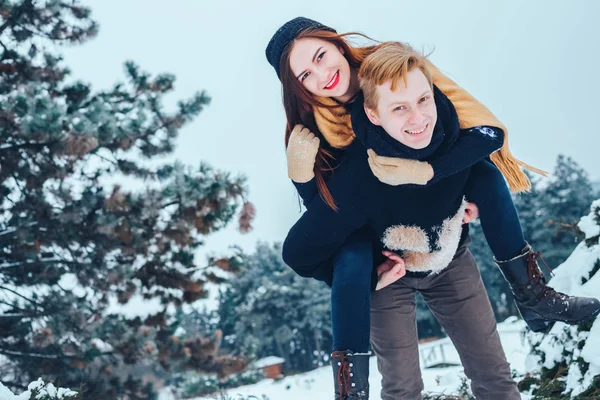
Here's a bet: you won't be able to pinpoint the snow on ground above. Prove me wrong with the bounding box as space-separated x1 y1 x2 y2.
184 318 532 400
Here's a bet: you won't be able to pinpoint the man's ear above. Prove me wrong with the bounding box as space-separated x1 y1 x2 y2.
364 105 381 126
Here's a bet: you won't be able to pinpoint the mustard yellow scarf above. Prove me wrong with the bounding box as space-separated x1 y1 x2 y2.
312 61 545 193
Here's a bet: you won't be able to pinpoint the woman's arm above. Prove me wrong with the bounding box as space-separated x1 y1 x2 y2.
367 125 504 186
287 124 320 205
282 158 369 285
367 60 509 187
428 60 545 191
293 179 318 207
427 126 504 184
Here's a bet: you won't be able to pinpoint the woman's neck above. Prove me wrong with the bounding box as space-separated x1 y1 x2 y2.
334 68 360 104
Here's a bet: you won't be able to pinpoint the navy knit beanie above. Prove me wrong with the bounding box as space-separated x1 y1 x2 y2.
265 17 337 80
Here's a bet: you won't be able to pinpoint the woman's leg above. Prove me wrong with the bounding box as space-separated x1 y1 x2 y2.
465 160 600 332
330 229 373 398
464 159 525 261
331 229 373 353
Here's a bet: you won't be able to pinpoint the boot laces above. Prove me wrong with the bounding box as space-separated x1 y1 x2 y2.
332 351 351 399
527 251 569 302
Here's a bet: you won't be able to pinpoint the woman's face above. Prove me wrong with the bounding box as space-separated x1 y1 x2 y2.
289 37 353 102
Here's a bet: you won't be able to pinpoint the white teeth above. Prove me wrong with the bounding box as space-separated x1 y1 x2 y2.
406 125 426 135
324 72 338 89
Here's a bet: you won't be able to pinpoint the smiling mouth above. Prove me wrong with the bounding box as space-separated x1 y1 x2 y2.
324 70 340 90
405 124 428 136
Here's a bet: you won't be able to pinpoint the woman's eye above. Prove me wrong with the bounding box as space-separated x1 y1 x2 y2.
317 51 326 62
420 96 430 103
301 72 310 81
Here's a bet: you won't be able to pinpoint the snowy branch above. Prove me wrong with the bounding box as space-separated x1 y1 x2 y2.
0 222 38 238
0 141 57 151
0 348 114 360
0 349 77 360
0 259 92 270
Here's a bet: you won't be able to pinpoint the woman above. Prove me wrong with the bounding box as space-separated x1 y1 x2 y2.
266 17 599 399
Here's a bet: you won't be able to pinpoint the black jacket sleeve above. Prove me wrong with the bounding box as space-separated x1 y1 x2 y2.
282 156 370 286
292 179 319 207
428 126 504 185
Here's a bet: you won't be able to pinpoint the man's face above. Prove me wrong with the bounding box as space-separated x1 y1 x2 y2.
365 68 437 150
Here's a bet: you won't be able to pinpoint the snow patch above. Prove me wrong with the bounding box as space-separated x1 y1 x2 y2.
0 378 78 400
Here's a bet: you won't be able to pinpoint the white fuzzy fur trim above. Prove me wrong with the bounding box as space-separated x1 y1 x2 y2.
381 199 467 273
381 224 430 252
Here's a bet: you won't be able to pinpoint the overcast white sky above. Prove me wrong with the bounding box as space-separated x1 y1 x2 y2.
62 0 600 256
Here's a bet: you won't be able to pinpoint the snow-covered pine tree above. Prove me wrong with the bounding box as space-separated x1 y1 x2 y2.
0 378 80 400
534 155 596 268
218 242 333 373
519 199 600 398
0 1 253 397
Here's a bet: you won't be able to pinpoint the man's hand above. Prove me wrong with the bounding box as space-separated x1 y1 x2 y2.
462 202 479 224
376 251 406 291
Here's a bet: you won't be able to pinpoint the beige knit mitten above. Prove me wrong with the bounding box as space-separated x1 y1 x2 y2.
367 149 433 186
286 124 320 183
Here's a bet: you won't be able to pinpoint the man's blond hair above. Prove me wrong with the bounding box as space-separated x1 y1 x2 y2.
358 42 432 111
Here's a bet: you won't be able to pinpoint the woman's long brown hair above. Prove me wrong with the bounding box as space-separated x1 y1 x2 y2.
279 29 379 210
